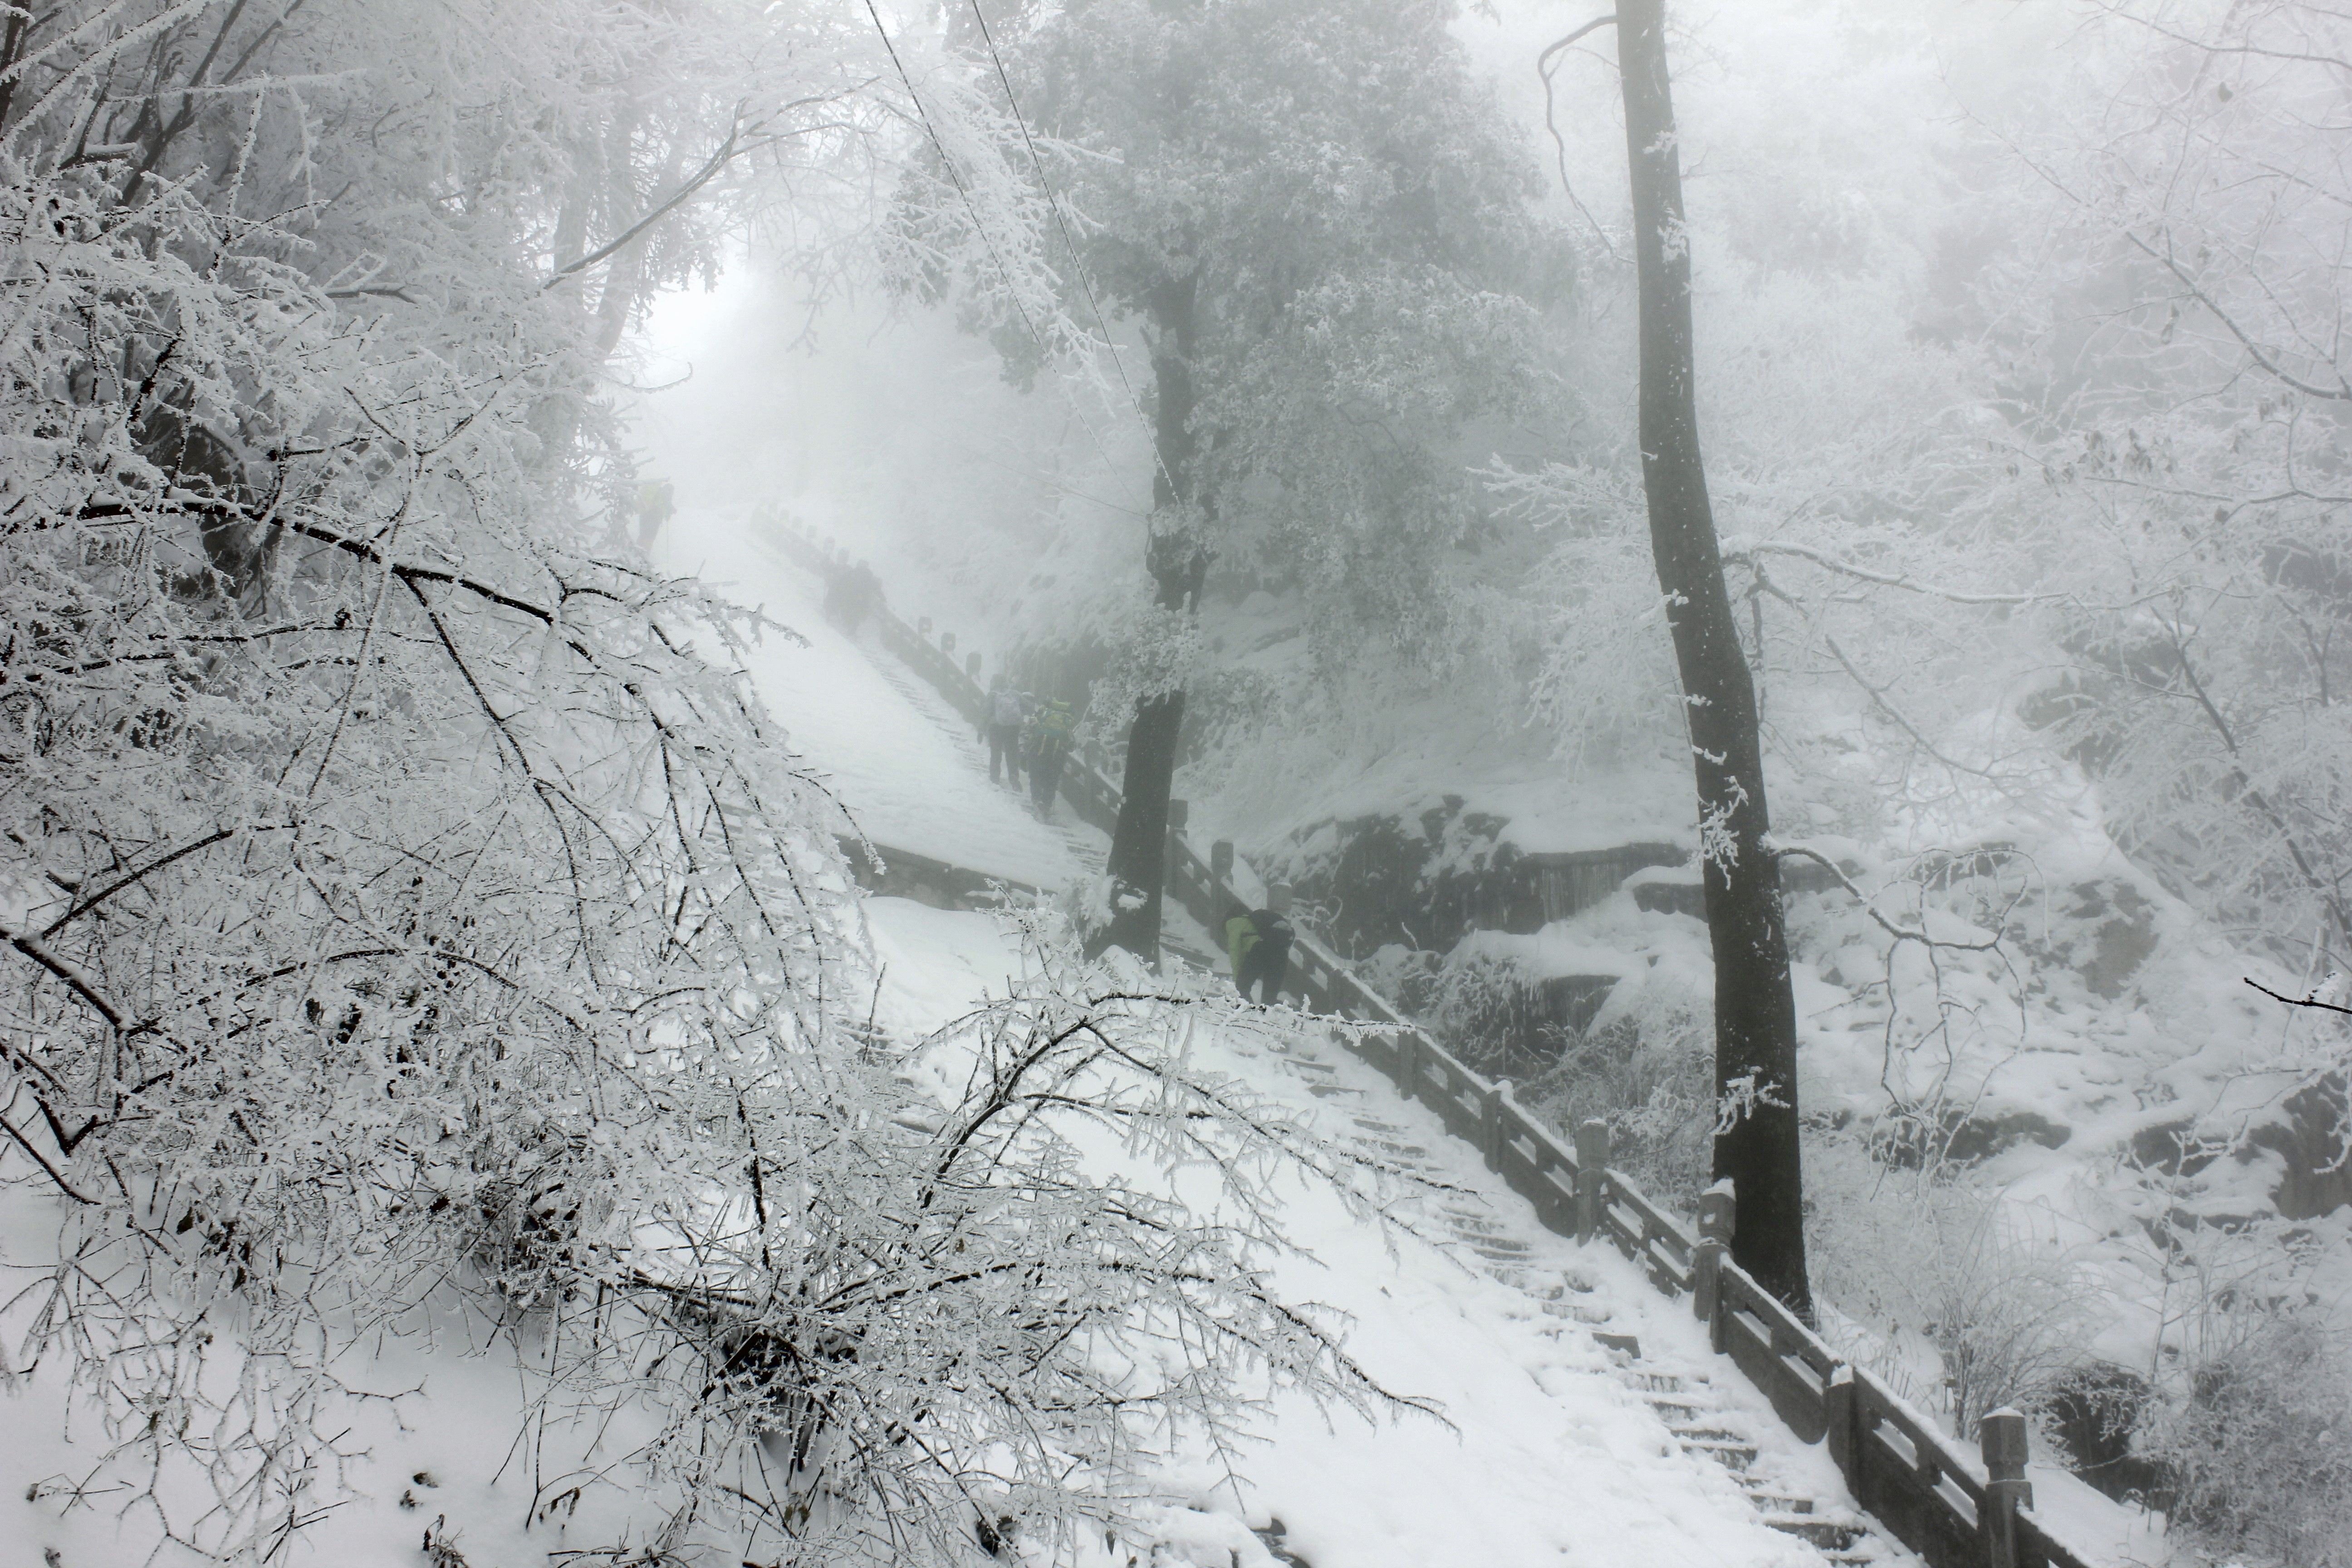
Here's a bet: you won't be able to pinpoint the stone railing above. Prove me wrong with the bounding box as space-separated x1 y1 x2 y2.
757 511 2105 1568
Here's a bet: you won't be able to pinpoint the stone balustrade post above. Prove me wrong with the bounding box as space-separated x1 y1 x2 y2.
1574 1119 1609 1246
1980 1407 2032 1568
966 652 981 680
1164 799 1191 906
1395 1031 1421 1101
1694 1179 1735 1345
1483 1079 1512 1172
1211 839 1234 889
941 631 956 655
1826 1364 1860 1493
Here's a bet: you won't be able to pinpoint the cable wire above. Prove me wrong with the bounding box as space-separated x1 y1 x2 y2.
962 0 1159 458
861 0 1145 509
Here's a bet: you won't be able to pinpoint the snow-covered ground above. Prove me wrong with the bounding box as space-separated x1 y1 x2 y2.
6 522 1921 1568
1 892 1872 1568
657 505 1082 890
859 897 1858 1568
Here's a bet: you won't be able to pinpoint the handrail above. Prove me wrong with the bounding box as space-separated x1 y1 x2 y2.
754 511 2107 1568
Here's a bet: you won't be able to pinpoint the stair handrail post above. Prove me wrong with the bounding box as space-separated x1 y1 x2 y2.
1483 1078 1511 1172
941 631 956 655
1574 1118 1610 1246
1826 1362 1860 1496
1396 1029 1422 1101
966 652 981 680
1211 839 1234 889
1980 1406 2031 1568
1694 1178 1735 1333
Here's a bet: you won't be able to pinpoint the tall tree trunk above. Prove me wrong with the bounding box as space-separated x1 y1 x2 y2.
1616 0 1810 1314
1098 272 1208 963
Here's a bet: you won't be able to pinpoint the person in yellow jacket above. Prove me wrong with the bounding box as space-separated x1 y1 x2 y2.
1225 889 1295 1004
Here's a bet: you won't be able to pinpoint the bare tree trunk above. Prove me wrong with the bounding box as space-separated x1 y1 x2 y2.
1615 0 1810 1314
1098 272 1208 964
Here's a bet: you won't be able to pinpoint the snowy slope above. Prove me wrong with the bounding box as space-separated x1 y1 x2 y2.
656 505 1081 890
857 897 1863 1568
3 895 1852 1568
2 624 1874 1568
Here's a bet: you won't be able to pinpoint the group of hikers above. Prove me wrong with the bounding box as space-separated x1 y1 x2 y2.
981 677 1297 1004
981 677 1076 819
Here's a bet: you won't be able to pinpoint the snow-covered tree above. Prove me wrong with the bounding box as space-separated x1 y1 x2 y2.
0 6 1408 1560
940 0 1563 960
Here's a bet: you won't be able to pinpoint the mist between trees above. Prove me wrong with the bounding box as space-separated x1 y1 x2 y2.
6 0 2352 1565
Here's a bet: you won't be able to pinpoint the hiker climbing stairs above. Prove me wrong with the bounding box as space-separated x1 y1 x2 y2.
851 611 1114 874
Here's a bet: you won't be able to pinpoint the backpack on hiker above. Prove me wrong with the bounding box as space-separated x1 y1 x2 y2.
1031 700 1074 762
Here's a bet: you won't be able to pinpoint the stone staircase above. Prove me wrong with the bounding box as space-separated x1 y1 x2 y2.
774 511 2111 1568
838 573 1900 1565
1250 1029 1898 1568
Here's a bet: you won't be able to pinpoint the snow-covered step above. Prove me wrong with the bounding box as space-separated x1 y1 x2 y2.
1234 1026 1920 1568
1766 1513 1872 1552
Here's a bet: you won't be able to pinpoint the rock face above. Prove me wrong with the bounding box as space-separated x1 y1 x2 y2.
2132 1073 2352 1221
1270 802 1683 1076
1284 797 1681 958
2067 880 2160 1000
2262 1073 2352 1220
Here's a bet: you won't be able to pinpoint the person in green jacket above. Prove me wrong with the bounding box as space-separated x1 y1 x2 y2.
1026 698 1074 819
1225 891 1295 1004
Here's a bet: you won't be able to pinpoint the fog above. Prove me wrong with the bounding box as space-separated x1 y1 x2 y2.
6 1 2351 1563
616 5 2352 1554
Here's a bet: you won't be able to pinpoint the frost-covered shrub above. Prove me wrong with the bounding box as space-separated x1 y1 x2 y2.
1357 941 1442 1018
1807 1147 2092 1436
0 49 1395 1563
1512 980 1714 1215
2042 1362 2166 1503
2142 1316 2352 1568
1429 949 1572 1081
